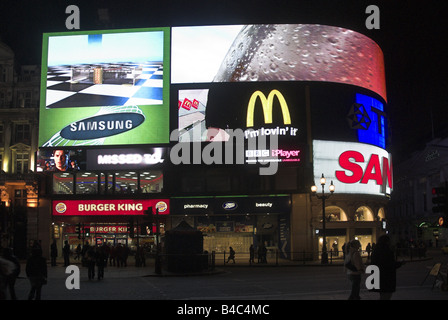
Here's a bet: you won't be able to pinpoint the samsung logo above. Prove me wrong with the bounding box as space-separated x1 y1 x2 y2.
60 113 145 140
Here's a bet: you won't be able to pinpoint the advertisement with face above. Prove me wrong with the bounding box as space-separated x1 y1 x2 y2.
39 28 170 148
37 149 86 172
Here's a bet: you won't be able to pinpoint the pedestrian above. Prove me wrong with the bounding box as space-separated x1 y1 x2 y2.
74 244 82 260
26 247 47 300
366 243 372 262
1 248 20 300
62 240 70 267
345 239 365 300
0 256 15 300
50 239 58 266
109 245 116 266
226 247 235 264
96 246 106 280
259 244 267 263
249 244 255 264
86 246 96 280
116 243 123 267
370 235 404 300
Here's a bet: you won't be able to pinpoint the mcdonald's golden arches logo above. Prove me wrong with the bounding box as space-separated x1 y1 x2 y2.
246 89 291 127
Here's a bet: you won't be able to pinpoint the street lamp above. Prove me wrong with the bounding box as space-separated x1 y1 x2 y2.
311 174 335 264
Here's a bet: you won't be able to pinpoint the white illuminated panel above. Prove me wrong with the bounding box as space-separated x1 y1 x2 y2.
313 140 392 195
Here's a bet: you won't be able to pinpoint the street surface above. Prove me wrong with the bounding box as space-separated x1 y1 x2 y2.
9 248 448 302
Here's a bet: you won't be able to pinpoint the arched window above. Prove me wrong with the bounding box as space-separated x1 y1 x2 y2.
378 207 386 220
323 206 347 221
354 206 374 221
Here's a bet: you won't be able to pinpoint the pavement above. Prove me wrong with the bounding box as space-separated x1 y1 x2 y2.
6 248 448 301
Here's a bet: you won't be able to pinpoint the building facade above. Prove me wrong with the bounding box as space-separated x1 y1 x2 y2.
388 136 448 247
0 41 40 258
6 23 392 261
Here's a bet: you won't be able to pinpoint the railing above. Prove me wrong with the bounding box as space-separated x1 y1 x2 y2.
135 247 428 272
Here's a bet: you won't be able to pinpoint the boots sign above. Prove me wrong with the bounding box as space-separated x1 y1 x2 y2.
313 140 392 195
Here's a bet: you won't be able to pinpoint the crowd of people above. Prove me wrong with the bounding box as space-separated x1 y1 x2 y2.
0 240 151 300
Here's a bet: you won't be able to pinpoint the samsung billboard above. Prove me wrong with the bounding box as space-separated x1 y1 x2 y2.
313 140 392 196
39 27 170 148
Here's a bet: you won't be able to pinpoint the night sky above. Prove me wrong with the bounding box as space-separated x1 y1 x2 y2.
1 0 447 163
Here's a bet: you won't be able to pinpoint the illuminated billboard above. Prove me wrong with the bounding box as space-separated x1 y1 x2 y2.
39 28 170 147
52 199 169 216
313 140 392 195
171 24 386 101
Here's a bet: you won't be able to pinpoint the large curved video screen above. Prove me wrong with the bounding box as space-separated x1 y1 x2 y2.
172 24 386 102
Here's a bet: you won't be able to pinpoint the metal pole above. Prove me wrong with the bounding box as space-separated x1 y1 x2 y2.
321 185 328 264
155 208 161 274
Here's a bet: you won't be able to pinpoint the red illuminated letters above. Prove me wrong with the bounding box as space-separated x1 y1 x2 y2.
336 150 392 188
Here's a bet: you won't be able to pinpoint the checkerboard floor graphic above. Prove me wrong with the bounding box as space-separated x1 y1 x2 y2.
45 62 164 108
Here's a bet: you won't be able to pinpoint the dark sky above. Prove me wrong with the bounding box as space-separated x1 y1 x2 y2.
1 0 447 163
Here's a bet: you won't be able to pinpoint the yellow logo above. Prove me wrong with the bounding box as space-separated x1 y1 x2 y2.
246 89 291 127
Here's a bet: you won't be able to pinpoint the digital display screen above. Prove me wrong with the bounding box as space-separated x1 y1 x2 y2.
171 24 386 101
36 149 86 172
355 93 386 149
313 140 392 195
39 28 170 148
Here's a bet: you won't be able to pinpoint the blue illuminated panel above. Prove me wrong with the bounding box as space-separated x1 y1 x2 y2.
355 93 386 149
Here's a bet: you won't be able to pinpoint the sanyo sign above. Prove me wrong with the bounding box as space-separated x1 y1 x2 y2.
313 140 392 195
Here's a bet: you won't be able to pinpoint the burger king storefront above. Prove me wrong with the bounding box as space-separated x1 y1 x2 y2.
51 199 170 253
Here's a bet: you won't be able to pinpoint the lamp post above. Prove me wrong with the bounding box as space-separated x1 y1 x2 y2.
311 174 335 264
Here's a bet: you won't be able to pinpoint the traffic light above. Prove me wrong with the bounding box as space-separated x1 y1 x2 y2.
76 223 82 239
438 216 447 228
144 207 154 224
432 186 447 213
128 218 134 238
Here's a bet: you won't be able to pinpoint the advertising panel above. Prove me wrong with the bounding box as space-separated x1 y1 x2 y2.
313 140 392 195
39 27 170 147
308 85 388 149
171 24 386 101
86 147 166 170
37 149 86 172
52 199 169 216
174 82 307 167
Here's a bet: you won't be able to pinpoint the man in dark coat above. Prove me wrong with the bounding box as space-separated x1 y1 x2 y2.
370 235 404 300
26 248 47 300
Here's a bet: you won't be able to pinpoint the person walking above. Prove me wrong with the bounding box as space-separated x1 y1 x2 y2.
249 244 255 265
226 247 236 264
2 248 20 300
366 243 372 263
86 246 96 280
370 235 404 300
96 246 106 280
50 239 58 266
74 244 82 261
62 240 70 267
345 239 365 300
26 248 47 300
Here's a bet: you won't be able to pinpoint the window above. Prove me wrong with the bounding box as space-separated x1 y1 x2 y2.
115 171 138 194
53 172 74 194
15 152 29 173
140 171 163 193
14 124 31 144
76 172 98 194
